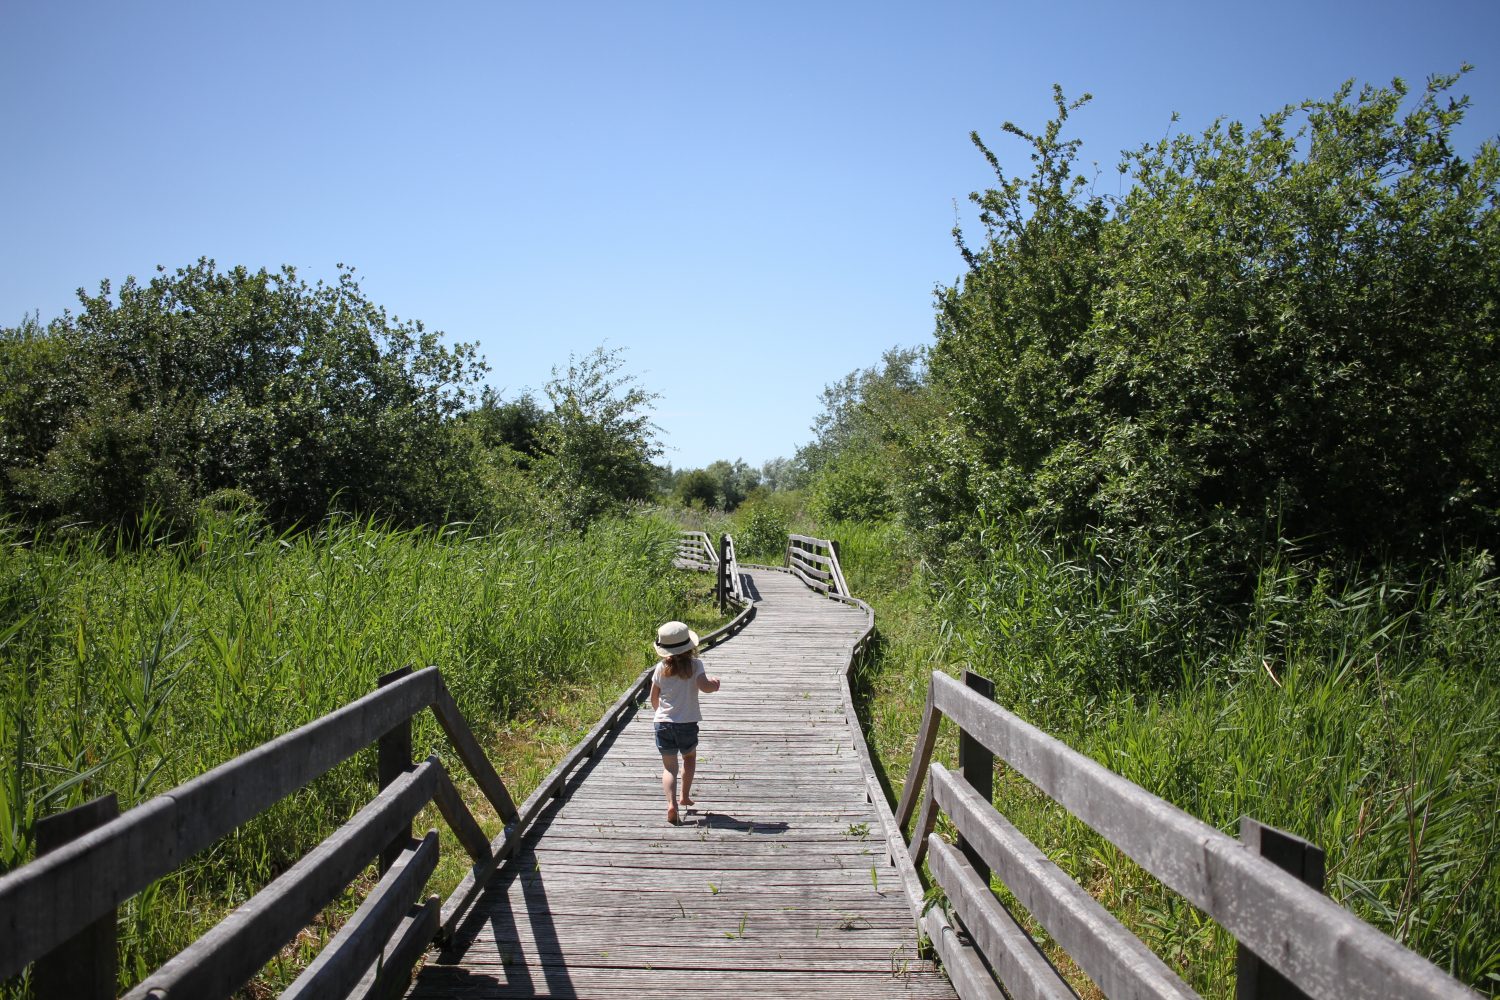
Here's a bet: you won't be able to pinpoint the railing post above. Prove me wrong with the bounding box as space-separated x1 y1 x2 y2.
377 666 415 874
957 669 995 885
33 794 119 1000
1236 817 1325 1000
718 534 729 613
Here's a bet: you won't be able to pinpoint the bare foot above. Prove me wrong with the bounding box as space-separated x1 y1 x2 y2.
679 794 695 806
667 805 679 825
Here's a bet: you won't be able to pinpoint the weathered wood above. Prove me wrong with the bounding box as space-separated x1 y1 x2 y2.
431 765 492 863
930 763 1198 1000
894 683 939 833
927 837 1075 1000
909 782 939 867
957 669 995 885
921 906 1006 1000
929 673 1478 1000
422 566 956 999
1237 817 1325 1000
122 756 443 1000
32 794 118 1000
377 666 415 874
282 830 440 1000
0 667 439 980
351 894 440 1000
790 559 833 582
431 674 520 824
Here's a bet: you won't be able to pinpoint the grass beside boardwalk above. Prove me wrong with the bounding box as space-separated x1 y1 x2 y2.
822 519 1500 999
0 510 723 996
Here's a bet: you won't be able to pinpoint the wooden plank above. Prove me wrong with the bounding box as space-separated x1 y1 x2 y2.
927 838 1076 1000
376 667 415 874
1237 817 1325 1000
121 756 443 1000
790 558 833 582
957 670 995 883
431 764 493 863
282 830 440 1000
931 762 1198 1000
431 675 520 823
0 667 439 980
929 673 1477 1000
32 795 118 1000
351 894 440 1000
894 683 939 833
922 906 1006 1000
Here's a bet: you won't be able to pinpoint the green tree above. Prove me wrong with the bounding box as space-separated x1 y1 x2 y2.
0 259 489 530
674 469 719 509
923 73 1500 563
535 346 661 529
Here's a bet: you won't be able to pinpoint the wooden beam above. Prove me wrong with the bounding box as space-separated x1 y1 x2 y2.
376 667 415 874
931 763 1197 1000
281 830 440 1000
927 838 1076 1000
894 682 940 833
921 906 1005 1000
957 669 995 884
121 757 443 1000
1237 817 1325 1000
350 894 440 1000
928 673 1478 1000
32 795 118 1000
430 675 519 824
0 668 439 980
431 766 492 864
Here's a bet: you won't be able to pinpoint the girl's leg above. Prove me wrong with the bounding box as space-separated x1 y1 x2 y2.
679 751 697 806
660 753 680 823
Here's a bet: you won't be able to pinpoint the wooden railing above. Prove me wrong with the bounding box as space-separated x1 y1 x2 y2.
894 670 1482 1000
674 530 718 571
0 666 519 1000
785 533 850 598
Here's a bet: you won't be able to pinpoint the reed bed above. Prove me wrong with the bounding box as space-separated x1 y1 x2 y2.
0 509 717 994
823 519 1499 998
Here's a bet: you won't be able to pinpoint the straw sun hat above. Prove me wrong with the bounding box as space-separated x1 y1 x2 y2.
653 621 700 658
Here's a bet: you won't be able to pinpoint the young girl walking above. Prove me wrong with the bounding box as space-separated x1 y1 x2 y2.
650 621 722 825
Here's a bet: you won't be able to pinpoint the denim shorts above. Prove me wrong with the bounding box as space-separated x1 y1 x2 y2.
654 721 699 755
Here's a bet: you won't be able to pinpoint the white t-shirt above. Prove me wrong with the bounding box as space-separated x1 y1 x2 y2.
652 658 706 723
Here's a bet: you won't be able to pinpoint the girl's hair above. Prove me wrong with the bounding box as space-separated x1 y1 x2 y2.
663 651 695 679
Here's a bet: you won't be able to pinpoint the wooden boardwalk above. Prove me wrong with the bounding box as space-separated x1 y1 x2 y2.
409 567 957 999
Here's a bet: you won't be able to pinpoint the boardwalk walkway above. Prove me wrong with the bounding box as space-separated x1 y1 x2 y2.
409 567 957 999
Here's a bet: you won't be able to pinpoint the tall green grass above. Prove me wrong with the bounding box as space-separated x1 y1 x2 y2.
830 519 1500 997
0 508 717 994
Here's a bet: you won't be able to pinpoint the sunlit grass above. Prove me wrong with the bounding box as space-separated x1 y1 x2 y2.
828 519 1500 997
0 509 723 995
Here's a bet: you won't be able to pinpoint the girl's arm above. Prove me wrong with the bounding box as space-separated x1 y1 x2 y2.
650 680 661 711
695 673 721 693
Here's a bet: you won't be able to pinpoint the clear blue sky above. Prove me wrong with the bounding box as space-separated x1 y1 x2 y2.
4 1 1497 470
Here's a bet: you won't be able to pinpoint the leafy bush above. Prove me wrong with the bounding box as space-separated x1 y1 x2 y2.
0 260 488 532
923 72 1500 565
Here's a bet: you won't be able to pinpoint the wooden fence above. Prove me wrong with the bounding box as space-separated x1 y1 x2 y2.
785 532 851 598
894 670 1482 1000
674 530 718 571
0 666 518 1000
3 533 761 1000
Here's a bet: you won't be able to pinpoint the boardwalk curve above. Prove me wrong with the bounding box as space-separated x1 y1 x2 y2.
409 567 957 999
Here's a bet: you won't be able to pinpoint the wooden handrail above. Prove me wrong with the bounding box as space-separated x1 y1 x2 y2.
0 668 514 1000
785 533 851 598
900 669 1483 1000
